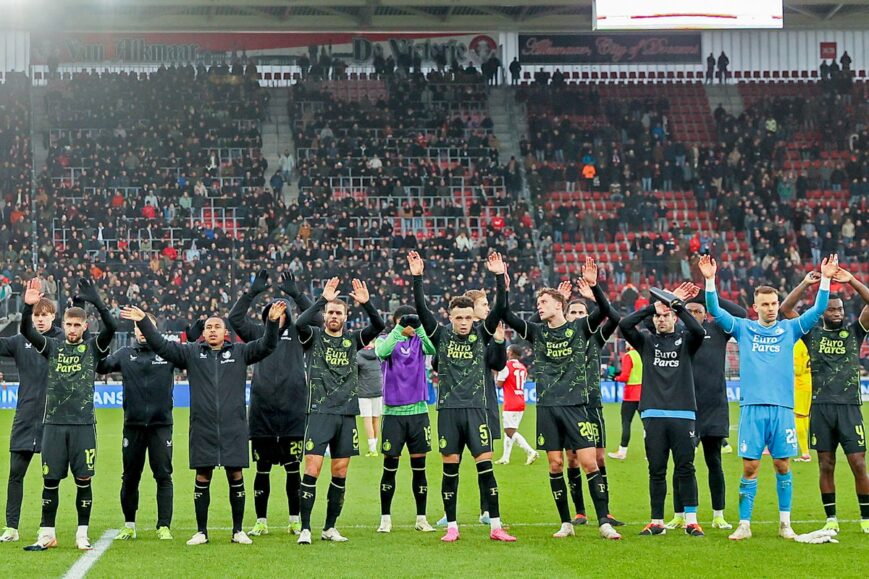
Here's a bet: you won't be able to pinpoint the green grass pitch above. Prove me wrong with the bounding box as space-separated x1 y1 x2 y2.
0 404 866 578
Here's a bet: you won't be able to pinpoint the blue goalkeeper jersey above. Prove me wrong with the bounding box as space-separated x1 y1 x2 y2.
705 286 829 408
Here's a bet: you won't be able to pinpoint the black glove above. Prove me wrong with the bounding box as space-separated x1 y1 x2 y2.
248 269 270 296
185 319 205 341
399 314 421 329
70 295 86 309
77 278 103 307
278 270 300 298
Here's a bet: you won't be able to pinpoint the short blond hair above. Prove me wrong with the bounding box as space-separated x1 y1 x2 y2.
464 289 486 304
33 298 57 316
754 286 778 298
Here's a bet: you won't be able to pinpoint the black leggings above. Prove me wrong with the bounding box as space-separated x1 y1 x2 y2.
5 451 35 528
644 418 697 520
673 436 726 512
619 401 640 448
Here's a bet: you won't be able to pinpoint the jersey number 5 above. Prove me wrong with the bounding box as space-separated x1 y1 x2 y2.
479 424 490 446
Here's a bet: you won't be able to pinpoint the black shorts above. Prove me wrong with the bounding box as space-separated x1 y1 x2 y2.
810 404 866 455
588 406 606 449
437 408 492 457
303 414 359 459
487 405 502 441
122 424 173 479
252 437 303 465
381 413 432 456
536 405 597 452
41 424 97 480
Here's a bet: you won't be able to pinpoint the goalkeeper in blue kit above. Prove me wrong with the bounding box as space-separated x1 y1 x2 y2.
699 254 839 540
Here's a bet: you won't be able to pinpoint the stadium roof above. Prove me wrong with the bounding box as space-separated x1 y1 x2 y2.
6 1 869 31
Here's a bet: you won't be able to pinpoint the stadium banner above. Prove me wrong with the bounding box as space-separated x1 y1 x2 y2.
4 379 869 409
517 33 702 65
30 32 499 67
819 41 837 60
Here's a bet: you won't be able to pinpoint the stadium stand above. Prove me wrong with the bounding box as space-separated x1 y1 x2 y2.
0 62 865 340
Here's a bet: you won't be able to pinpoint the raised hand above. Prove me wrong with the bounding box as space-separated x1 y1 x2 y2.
582 256 598 286
832 267 852 284
77 278 103 305
557 280 573 301
185 318 205 341
802 271 822 285
672 282 700 302
654 301 670 316
504 262 511 292
574 278 594 300
349 279 370 304
820 254 839 279
278 270 299 297
24 278 43 306
321 277 340 302
249 269 270 295
268 300 287 321
698 255 717 279
485 252 506 275
494 322 506 342
407 250 424 276
120 306 146 322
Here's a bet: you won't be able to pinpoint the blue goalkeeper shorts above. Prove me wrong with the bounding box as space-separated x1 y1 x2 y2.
737 405 798 460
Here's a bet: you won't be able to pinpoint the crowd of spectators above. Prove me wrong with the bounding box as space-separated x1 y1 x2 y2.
285 72 539 313
2 63 868 346
518 76 868 321
1 68 542 344
0 73 34 263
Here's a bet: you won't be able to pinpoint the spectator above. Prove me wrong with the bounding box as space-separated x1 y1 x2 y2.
840 50 851 72
706 53 715 84
509 58 521 86
820 60 830 81
717 51 729 84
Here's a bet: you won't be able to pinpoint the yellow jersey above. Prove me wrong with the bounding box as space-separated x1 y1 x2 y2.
793 339 812 416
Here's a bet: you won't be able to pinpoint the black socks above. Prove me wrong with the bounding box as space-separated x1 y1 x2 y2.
411 456 428 517
324 477 346 530
380 457 400 516
550 472 571 523
442 463 460 523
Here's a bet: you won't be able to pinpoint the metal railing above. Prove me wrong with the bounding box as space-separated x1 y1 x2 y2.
0 292 20 322
291 125 492 140
187 206 241 233
303 215 491 238
48 127 108 144
205 147 262 163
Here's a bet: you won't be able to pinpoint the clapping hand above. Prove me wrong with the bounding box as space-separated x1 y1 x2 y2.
268 301 287 321
249 269 270 296
120 306 146 322
349 279 370 304
321 277 340 302
77 278 103 306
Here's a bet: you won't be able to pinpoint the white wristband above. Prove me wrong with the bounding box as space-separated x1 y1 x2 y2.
705 279 716 292
820 277 831 291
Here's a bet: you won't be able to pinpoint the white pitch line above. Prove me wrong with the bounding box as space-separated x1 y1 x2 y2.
172 519 861 532
62 529 117 579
